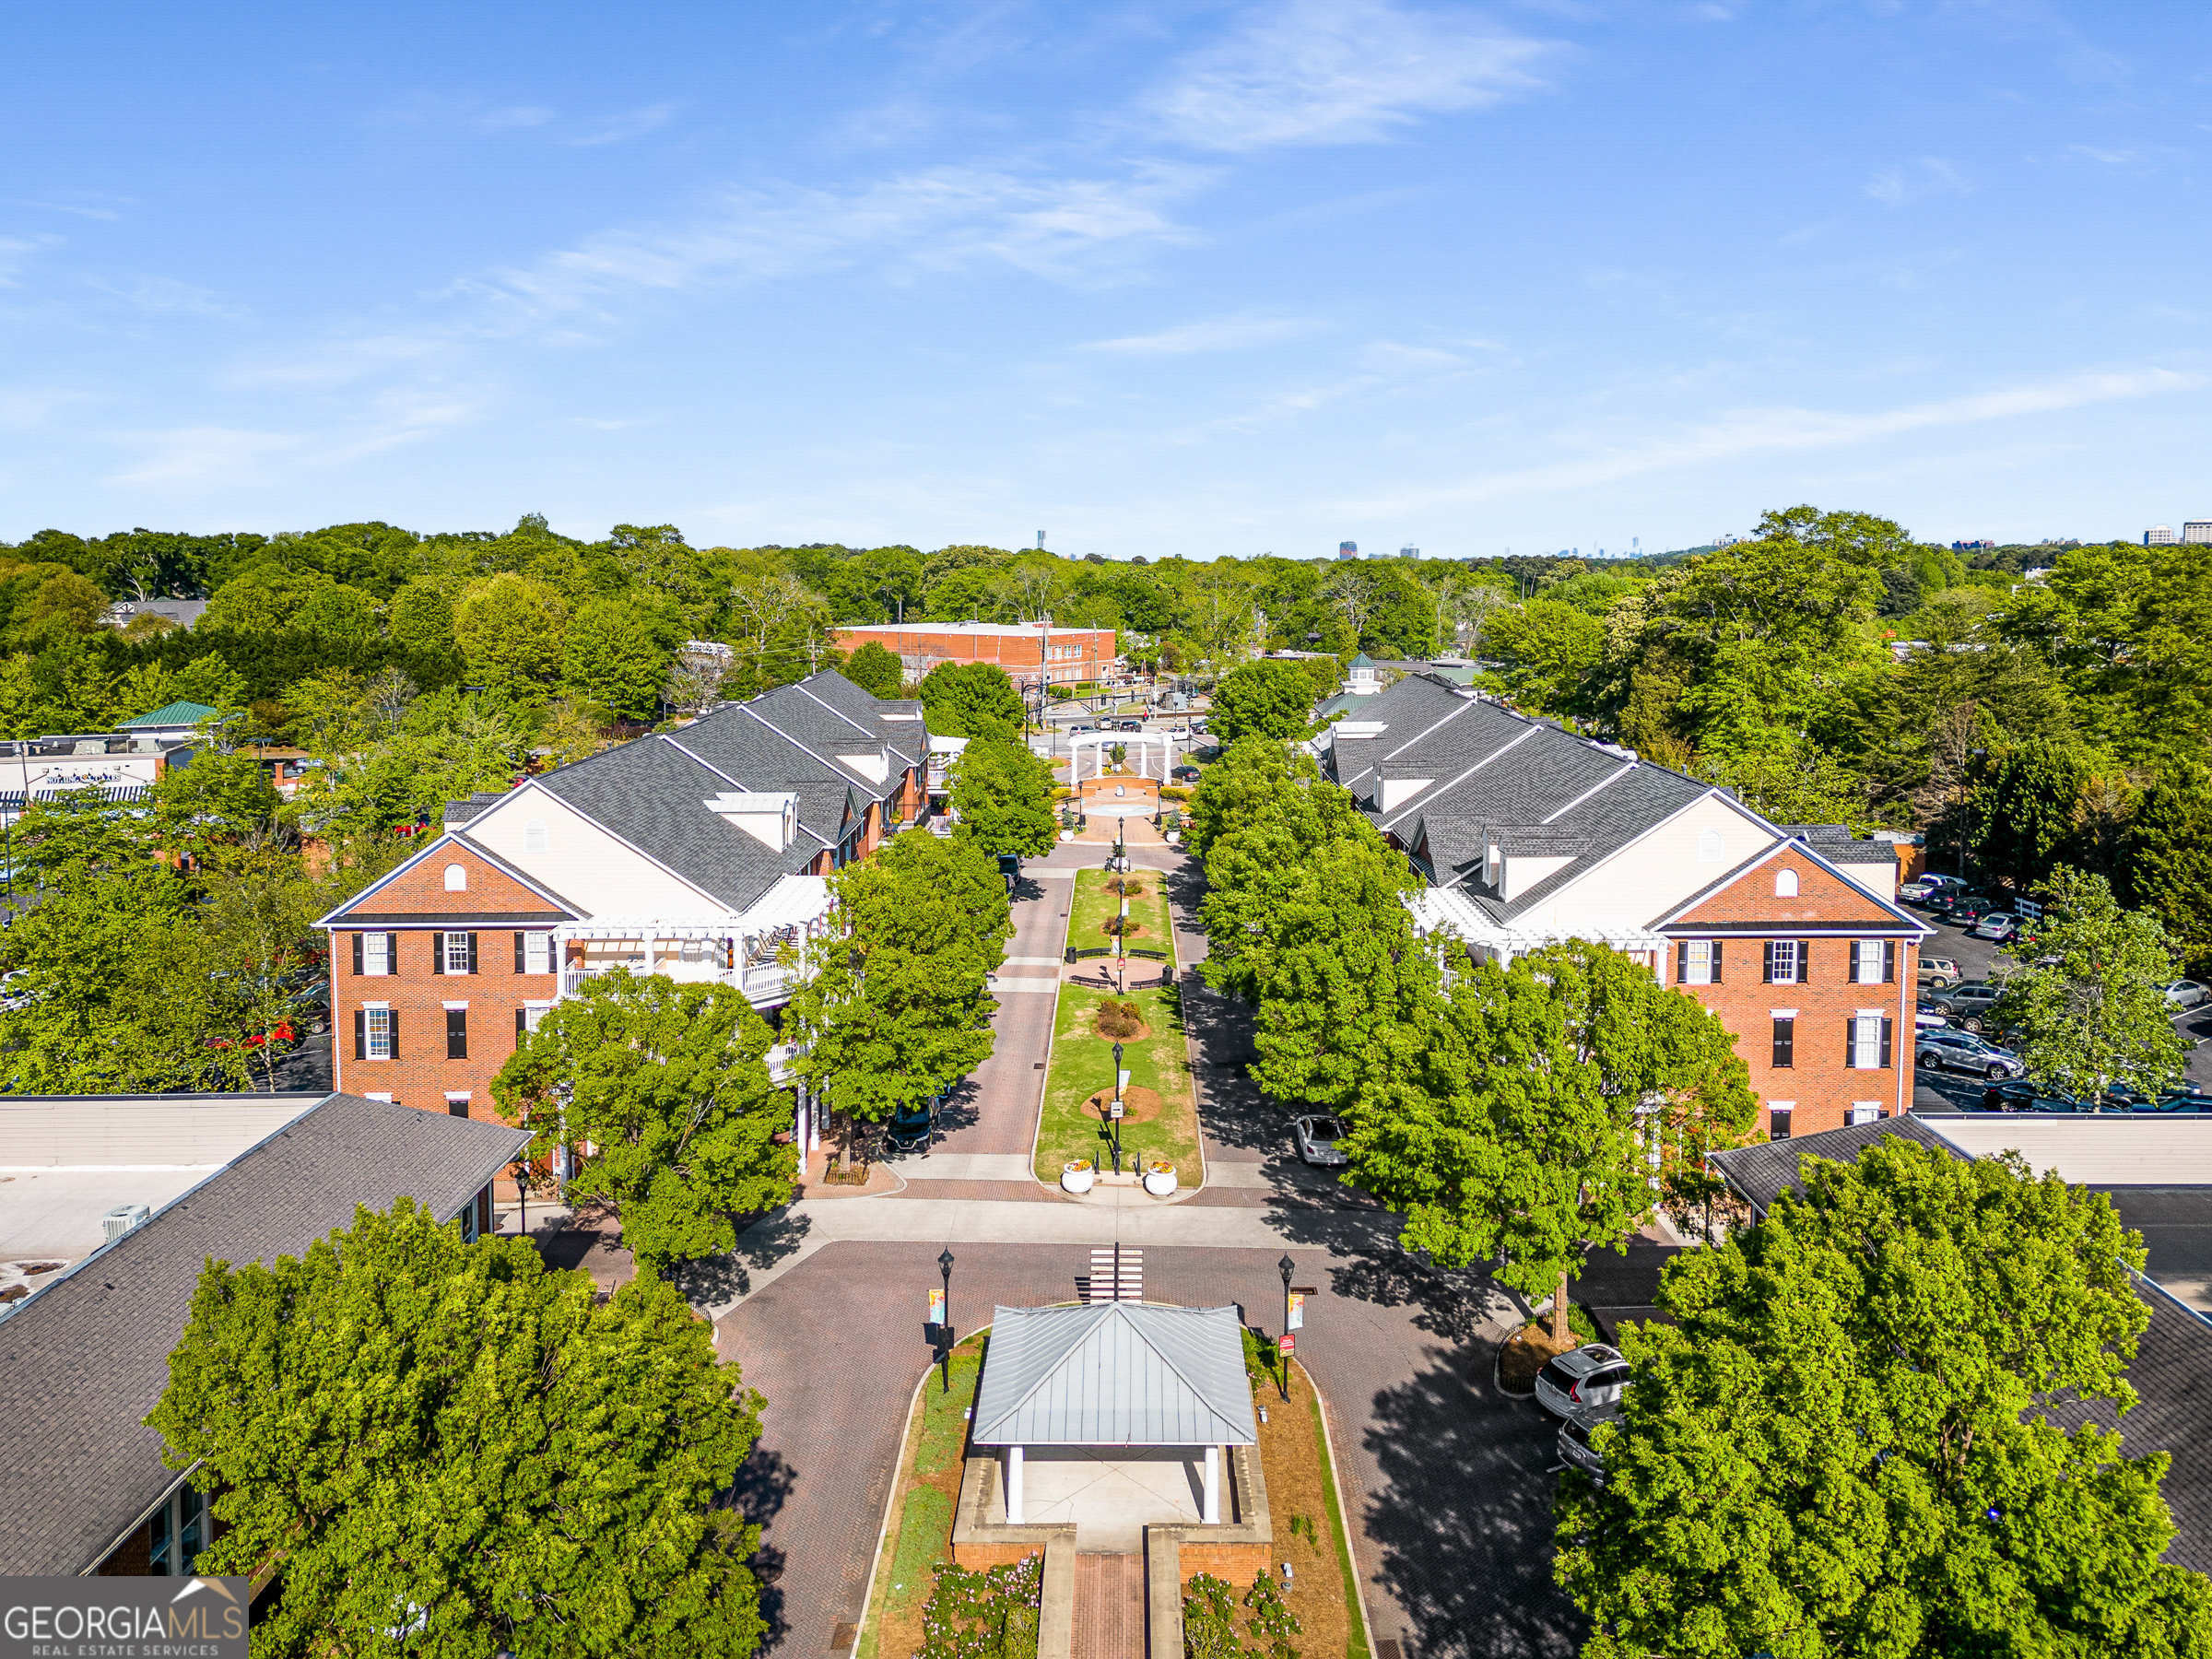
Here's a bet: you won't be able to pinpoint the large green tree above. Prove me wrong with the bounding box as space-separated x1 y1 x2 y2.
841 640 906 700
454 572 570 698
785 831 1009 1166
918 660 1025 740
1559 1138 2212 1656
1344 941 1755 1341
1209 660 1320 742
1998 866 2187 1103
148 1198 768 1659
493 972 794 1274
2125 765 2212 971
561 596 679 720
949 735 1057 856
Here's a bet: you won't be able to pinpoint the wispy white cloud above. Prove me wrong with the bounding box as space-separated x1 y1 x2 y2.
568 102 681 147
478 104 557 133
88 276 246 319
110 426 301 488
1079 314 1321 354
1352 367 2201 510
1865 157 1969 206
1146 0 1553 151
451 164 1206 325
0 235 62 287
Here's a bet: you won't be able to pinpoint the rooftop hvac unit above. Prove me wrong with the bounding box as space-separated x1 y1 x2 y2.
102 1204 150 1242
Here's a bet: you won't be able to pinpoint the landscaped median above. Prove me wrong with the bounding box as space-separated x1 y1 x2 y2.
1034 868 1200 1189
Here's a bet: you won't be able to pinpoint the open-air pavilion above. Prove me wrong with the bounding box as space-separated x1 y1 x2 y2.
970 1301 1259 1549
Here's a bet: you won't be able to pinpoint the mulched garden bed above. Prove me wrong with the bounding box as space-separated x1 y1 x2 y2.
1082 1084 1163 1124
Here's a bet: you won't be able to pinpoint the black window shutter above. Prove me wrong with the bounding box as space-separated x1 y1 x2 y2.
1799 940 1813 982
515 1007 526 1041
354 1008 366 1060
1771 1018 1794 1069
430 934 443 975
1884 941 1897 983
1848 941 1861 981
1712 942 1724 983
1845 1018 1857 1067
1880 1017 1893 1068
389 1009 399 1053
447 1006 467 1059
1676 940 1688 983
351 933 363 975
513 932 525 972
467 933 479 974
1762 942 1774 983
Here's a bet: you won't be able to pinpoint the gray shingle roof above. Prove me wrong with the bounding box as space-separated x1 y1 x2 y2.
971 1303 1259 1448
0 1093 527 1575
1709 1114 1962 1216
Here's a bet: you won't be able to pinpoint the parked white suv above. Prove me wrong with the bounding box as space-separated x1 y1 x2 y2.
1534 1344 1630 1419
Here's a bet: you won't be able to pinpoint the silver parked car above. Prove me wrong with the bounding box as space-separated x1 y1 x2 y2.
1971 912 2022 942
1557 1400 1621 1482
1916 1028 2025 1080
2165 980 2210 1011
1293 1114 1349 1167
1534 1343 1630 1419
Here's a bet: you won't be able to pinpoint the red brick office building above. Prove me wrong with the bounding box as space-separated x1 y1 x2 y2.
833 621 1120 688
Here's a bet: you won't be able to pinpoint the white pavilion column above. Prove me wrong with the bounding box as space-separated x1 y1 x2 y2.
1203 1446 1220 1524
1005 1446 1025 1524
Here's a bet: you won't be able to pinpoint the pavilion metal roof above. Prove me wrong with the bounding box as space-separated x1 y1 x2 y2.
971 1302 1258 1448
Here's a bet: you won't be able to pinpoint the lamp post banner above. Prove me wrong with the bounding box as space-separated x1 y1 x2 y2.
2 1577 251 1656
927 1288 947 1325
1286 1292 1304 1332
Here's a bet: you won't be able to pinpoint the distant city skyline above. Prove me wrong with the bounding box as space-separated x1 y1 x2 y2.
0 2 2203 556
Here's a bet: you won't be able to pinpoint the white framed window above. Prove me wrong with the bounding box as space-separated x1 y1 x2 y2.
444 1091 471 1119
1774 868 1799 898
1769 940 1801 984
444 932 472 974
1768 1102 1794 1141
365 1091 395 1103
1680 939 1715 984
522 1000 553 1034
1850 1101 1882 1125
365 1005 395 1061
1852 1011 1884 1069
147 1480 207 1576
524 818 548 854
1852 940 1893 984
444 863 467 892
524 932 551 974
363 931 391 975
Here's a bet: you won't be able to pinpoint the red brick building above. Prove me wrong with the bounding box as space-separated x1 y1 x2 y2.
1332 671 1932 1140
833 621 1120 688
317 669 928 1148
1653 841 1923 1136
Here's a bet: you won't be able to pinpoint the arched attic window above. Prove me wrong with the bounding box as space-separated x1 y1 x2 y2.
1775 868 1799 898
524 819 548 854
1697 830 1724 864
444 863 467 892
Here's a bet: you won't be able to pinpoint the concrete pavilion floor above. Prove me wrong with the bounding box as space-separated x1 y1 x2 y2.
985 1445 1209 1551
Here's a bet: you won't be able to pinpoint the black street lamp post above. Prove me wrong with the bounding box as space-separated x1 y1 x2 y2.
1277 1253 1296 1401
937 1246 956 1394
1111 1040 1125 1174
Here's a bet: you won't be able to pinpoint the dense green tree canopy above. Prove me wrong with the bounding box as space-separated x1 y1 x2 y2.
918 660 1025 740
1559 1138 2211 1657
560 596 680 720
841 639 907 700
950 736 1058 856
149 1198 768 1659
1997 867 2187 1101
1209 659 1321 742
493 971 794 1274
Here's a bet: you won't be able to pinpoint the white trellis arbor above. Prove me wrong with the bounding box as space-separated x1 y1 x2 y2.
1066 729 1182 782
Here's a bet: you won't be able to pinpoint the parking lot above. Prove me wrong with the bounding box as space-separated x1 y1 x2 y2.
1910 900 2212 1109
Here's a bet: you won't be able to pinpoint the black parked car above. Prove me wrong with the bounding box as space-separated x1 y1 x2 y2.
1943 893 2003 924
1982 1078 2088 1113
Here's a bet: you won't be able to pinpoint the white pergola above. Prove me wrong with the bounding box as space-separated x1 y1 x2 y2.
1067 729 1182 782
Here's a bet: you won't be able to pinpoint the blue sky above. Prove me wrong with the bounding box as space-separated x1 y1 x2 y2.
1 1 2205 559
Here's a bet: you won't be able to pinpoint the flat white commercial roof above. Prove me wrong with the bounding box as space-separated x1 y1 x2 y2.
1921 1114 2212 1188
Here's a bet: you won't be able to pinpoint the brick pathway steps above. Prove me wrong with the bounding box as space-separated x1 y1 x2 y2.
1072 1553 1146 1659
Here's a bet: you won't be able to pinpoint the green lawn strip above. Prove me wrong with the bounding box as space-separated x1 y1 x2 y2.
1033 979 1200 1182
1309 1384 1372 1659
855 1335 987 1659
1068 866 1171 957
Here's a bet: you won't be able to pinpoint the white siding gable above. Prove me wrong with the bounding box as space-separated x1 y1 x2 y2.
1503 793 1780 937
466 785 726 918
